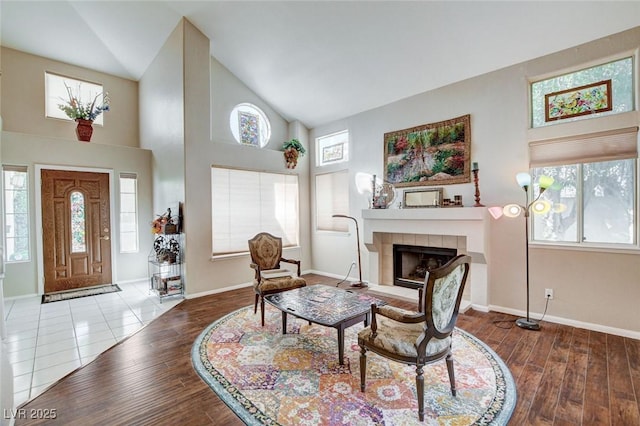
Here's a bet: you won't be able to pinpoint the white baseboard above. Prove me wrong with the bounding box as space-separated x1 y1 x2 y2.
488 304 640 340
185 281 253 300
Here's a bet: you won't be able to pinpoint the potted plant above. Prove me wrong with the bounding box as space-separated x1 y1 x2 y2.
58 82 110 142
282 138 306 169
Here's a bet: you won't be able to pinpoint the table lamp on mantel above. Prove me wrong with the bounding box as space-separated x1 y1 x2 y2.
332 214 367 288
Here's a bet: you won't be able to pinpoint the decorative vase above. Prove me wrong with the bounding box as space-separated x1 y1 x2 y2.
75 119 94 142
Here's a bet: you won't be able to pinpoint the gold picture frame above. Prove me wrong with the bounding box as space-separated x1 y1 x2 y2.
384 114 471 188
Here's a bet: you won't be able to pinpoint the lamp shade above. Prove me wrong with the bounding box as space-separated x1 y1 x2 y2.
488 206 504 219
531 199 551 214
516 172 531 188
538 175 554 189
503 204 523 218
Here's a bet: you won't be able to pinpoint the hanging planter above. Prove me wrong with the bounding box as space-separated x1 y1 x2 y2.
282 138 306 169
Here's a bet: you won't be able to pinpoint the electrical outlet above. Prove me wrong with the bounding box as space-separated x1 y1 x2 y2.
544 288 554 299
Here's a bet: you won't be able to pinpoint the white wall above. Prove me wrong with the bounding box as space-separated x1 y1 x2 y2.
139 19 311 296
139 22 186 214
311 27 640 336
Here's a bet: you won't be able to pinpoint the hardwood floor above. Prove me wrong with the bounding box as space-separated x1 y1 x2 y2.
14 274 640 425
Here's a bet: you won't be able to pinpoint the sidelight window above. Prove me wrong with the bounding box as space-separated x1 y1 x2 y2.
3 165 30 262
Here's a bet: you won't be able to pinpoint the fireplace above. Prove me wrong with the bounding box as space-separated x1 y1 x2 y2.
393 244 457 290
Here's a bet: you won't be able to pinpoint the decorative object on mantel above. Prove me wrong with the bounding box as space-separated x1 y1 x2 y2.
370 174 395 208
403 187 443 208
282 138 306 169
488 172 555 331
58 82 110 142
472 162 485 207
384 114 471 188
442 195 463 207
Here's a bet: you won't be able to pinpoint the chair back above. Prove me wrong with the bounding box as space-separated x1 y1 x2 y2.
421 255 471 343
248 232 283 270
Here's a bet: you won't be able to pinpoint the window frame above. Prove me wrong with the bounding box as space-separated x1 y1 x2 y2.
119 173 139 253
45 72 106 126
529 56 634 129
3 165 31 263
530 158 638 251
211 166 300 257
315 169 350 233
316 130 349 167
229 103 271 148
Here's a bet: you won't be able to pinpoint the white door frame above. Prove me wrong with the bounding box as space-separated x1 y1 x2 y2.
35 164 117 295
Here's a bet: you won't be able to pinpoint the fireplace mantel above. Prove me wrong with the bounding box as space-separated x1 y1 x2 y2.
361 207 489 311
362 207 486 222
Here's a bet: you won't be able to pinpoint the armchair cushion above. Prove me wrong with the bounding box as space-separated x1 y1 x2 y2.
253 275 306 292
358 316 451 359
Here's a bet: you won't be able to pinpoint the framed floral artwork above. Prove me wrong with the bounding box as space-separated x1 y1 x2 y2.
384 114 471 187
544 80 612 122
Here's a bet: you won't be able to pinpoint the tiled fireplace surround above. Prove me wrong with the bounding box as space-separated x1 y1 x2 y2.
361 207 489 311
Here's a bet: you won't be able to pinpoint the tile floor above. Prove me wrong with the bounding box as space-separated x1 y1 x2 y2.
2 280 181 408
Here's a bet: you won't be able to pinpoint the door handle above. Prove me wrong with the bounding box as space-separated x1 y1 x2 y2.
100 235 110 241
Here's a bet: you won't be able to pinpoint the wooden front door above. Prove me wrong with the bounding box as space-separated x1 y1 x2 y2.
41 170 112 293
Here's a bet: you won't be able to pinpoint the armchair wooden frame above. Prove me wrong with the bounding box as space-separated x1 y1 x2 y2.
358 254 471 421
248 232 306 326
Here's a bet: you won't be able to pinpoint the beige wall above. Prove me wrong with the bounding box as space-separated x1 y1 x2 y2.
1 131 152 297
311 27 640 336
1 47 138 147
0 48 151 298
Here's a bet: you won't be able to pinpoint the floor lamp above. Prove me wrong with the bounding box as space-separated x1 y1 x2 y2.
488 172 554 331
332 214 367 288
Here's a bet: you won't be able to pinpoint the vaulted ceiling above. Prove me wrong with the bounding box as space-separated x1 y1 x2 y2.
2 1 640 128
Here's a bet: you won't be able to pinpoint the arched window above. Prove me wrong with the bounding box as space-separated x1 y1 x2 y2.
229 103 271 147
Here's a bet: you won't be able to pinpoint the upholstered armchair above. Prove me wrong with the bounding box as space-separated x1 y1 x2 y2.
358 254 471 421
248 232 306 326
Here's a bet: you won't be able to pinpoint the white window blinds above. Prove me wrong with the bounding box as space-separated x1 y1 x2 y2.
529 126 638 167
316 170 349 232
211 167 299 255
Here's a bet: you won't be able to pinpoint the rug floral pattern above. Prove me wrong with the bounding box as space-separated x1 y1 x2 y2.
192 305 516 425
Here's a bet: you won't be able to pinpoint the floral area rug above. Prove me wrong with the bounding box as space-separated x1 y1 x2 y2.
191 305 516 425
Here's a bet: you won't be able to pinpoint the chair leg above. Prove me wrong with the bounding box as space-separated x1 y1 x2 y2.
254 294 259 314
260 295 265 327
359 347 367 392
446 352 457 397
416 364 424 421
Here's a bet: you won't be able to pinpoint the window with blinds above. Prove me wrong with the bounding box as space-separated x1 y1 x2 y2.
119 173 139 253
211 167 299 256
529 127 638 246
316 170 349 232
3 165 30 262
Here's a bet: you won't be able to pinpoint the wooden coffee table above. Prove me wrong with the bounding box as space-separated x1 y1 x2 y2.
264 284 387 365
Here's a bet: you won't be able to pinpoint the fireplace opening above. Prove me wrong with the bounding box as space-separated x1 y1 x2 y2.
393 244 457 289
